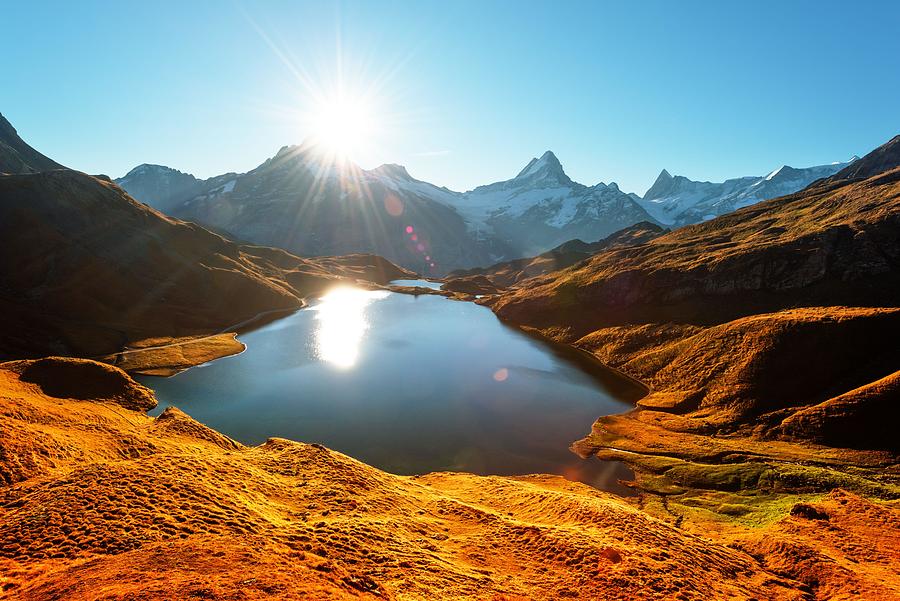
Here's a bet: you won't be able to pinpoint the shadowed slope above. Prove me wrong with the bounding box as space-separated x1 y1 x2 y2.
0 169 411 363
821 134 900 183
0 113 65 174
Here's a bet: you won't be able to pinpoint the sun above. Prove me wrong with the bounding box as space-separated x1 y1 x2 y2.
310 96 375 158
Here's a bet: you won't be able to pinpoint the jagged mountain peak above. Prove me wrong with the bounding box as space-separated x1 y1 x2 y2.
275 145 299 158
643 168 676 200
638 157 855 226
764 165 802 181
514 150 571 185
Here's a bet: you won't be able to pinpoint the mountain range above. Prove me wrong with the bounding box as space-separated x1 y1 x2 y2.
117 145 857 274
488 133 900 456
638 158 857 226
117 147 657 274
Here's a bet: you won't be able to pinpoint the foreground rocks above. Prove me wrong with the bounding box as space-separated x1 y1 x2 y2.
3 358 897 599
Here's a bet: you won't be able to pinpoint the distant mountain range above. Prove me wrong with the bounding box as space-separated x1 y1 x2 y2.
117 144 858 273
637 158 857 226
117 147 656 274
115 164 238 214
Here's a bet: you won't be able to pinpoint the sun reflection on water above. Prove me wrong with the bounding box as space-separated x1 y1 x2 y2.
312 287 390 368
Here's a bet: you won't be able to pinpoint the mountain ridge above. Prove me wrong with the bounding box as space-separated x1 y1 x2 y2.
119 144 655 274
637 158 855 226
117 142 863 273
0 112 66 174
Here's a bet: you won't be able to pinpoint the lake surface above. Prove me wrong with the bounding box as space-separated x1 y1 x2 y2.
389 278 444 290
139 284 643 493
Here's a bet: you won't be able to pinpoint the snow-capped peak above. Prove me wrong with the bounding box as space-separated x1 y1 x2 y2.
514 150 569 183
637 158 853 226
643 168 676 200
764 165 784 181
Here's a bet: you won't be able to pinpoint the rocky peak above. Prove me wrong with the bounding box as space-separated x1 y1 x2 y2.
514 150 570 184
765 165 802 182
122 164 184 179
643 169 675 200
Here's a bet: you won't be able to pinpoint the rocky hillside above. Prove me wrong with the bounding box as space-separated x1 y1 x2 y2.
0 113 65 174
821 134 900 183
2 357 897 600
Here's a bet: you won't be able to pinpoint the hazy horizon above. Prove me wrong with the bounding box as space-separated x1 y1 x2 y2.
5 0 899 195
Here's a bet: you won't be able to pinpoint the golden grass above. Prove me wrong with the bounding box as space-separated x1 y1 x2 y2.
10 359 890 599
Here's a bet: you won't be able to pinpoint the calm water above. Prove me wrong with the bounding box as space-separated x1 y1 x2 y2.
139 283 643 493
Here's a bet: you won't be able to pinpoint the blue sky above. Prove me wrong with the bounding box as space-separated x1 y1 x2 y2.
4 0 899 194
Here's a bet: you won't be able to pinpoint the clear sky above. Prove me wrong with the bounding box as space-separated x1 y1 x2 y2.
4 0 899 194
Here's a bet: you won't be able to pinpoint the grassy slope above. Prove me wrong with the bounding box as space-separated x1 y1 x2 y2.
2 358 898 600
444 221 665 292
491 167 900 332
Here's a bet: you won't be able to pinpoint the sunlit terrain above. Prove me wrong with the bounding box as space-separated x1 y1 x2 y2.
2 2 899 599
